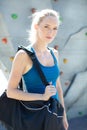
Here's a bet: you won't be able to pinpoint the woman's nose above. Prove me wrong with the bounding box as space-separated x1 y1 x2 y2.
48 29 53 34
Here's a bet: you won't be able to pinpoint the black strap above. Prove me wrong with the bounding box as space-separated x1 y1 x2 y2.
18 46 49 89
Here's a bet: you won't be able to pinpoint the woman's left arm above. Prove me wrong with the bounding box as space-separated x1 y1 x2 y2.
56 78 69 130
53 49 69 130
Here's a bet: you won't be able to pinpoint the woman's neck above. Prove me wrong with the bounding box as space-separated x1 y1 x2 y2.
32 42 48 53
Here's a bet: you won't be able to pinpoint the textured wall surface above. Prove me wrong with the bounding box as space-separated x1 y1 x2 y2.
0 0 87 119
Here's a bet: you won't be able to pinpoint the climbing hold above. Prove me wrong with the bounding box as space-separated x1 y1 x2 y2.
78 111 83 116
11 13 18 19
54 45 58 50
59 16 63 25
65 81 70 86
31 8 37 14
10 56 14 62
54 0 58 1
85 32 87 36
2 38 8 44
60 71 63 75
63 58 68 64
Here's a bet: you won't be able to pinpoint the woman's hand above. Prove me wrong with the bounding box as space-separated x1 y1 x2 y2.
43 84 56 101
63 113 69 130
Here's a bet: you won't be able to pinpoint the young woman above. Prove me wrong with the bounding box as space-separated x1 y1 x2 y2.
7 9 69 130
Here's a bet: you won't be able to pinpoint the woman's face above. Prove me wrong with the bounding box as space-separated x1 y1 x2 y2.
36 16 58 44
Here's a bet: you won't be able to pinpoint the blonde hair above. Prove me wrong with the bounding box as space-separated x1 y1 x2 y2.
28 9 60 44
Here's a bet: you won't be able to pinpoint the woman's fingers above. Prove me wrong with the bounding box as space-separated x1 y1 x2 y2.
43 85 56 100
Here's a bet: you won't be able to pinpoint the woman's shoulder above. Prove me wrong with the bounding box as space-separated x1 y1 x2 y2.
13 47 32 65
16 45 33 59
15 49 28 60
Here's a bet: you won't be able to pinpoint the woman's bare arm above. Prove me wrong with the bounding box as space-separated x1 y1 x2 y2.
54 48 69 130
7 50 44 101
7 50 56 101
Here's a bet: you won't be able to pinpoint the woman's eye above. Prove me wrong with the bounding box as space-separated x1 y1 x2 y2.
53 27 58 30
44 26 48 28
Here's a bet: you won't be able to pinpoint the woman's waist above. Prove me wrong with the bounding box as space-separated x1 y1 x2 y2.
25 85 58 100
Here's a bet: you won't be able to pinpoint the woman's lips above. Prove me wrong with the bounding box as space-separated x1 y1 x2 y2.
46 36 52 39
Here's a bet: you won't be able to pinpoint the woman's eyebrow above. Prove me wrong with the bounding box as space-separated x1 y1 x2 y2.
44 24 50 26
44 24 57 27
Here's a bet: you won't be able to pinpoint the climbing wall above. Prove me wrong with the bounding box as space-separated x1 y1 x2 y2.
0 14 15 73
59 28 87 118
0 0 87 119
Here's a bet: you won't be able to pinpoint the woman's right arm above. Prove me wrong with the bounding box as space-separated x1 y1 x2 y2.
7 50 43 101
7 50 56 101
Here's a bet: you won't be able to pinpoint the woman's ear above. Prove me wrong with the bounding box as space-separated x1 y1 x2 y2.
34 24 38 30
